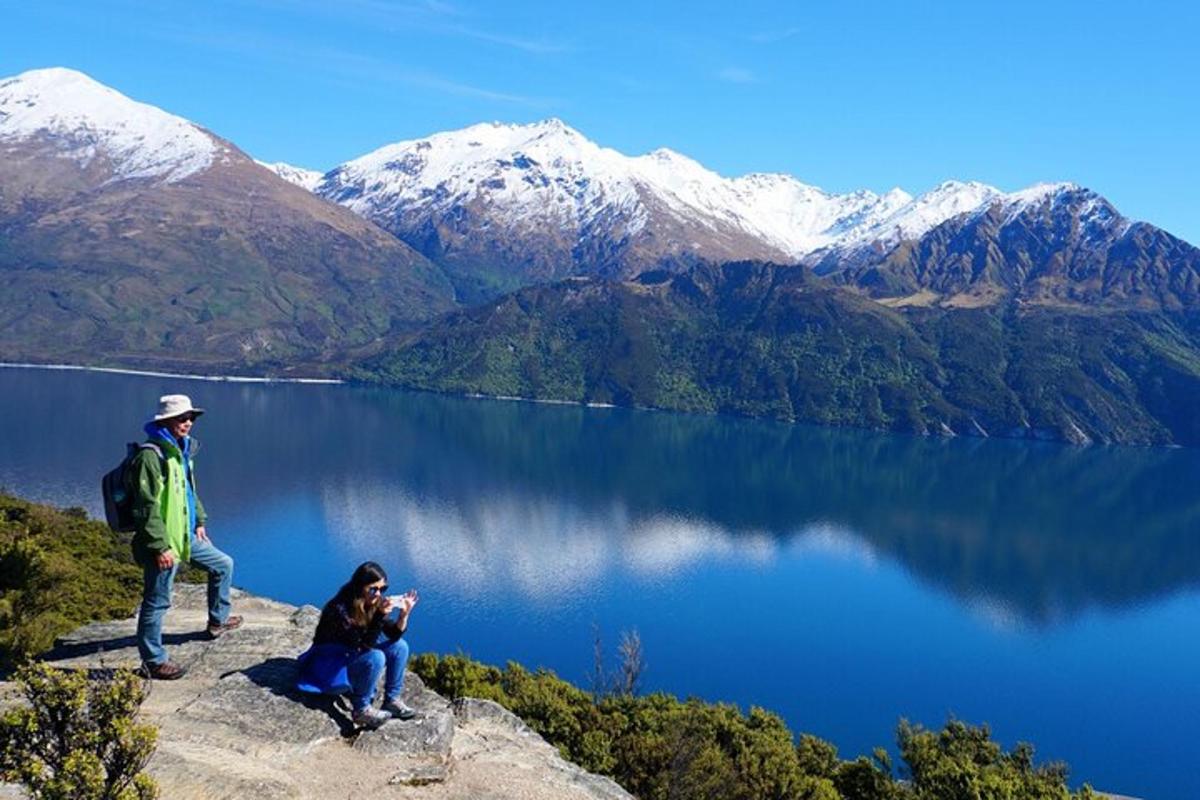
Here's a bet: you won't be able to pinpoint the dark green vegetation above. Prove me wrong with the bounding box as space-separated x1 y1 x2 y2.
413 653 1097 800
356 261 1200 445
0 140 455 373
0 663 158 799
0 493 142 670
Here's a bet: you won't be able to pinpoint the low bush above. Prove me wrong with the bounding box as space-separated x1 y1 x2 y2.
0 662 158 799
413 652 1098 800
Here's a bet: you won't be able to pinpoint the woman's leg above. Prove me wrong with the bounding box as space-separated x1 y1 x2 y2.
346 648 386 712
377 635 410 703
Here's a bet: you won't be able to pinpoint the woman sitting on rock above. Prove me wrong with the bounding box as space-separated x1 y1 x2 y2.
296 561 419 729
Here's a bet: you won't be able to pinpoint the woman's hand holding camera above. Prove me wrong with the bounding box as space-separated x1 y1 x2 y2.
375 588 419 618
396 589 419 617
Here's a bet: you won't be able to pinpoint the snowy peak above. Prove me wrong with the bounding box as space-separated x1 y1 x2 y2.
838 180 1005 247
257 160 324 192
342 118 597 177
323 118 639 232
0 67 221 183
318 118 1097 265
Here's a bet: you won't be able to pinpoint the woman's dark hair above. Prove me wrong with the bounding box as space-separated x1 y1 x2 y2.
329 561 388 627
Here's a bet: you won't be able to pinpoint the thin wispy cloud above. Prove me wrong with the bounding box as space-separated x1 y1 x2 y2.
748 26 804 44
717 66 756 84
395 68 542 104
146 24 551 107
250 0 461 20
246 0 572 54
445 25 573 55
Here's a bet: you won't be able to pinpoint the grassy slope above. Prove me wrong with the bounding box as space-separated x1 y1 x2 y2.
0 149 457 374
0 493 142 670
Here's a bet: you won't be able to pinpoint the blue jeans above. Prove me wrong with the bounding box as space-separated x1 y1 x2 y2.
346 633 410 712
136 537 235 665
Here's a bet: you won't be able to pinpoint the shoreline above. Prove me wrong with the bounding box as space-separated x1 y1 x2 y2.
0 361 343 385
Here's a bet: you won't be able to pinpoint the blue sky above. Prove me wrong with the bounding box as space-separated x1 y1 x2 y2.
3 0 1198 243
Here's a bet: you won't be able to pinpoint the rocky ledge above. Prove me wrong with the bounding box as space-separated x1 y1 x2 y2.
2 586 631 800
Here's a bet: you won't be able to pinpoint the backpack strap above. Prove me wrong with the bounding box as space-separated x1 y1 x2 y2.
137 442 164 459
127 442 167 487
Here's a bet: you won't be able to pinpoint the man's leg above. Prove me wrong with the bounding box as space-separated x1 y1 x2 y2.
136 558 177 666
188 536 234 627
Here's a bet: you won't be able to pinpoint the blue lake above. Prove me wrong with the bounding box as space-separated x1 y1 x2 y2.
1 366 1197 799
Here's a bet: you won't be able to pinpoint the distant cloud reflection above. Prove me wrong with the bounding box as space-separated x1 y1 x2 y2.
318 479 882 604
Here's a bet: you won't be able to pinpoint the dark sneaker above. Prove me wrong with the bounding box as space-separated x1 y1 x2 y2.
141 660 188 680
351 706 391 730
207 614 244 639
382 698 418 721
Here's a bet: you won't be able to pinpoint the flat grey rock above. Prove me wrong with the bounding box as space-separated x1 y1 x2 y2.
454 697 536 735
24 584 633 799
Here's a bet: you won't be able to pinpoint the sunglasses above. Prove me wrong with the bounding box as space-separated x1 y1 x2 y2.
366 584 389 596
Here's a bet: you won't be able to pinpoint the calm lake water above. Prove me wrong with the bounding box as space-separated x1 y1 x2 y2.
2 366 1198 799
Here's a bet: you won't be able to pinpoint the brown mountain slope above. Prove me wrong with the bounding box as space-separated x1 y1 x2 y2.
832 188 1200 311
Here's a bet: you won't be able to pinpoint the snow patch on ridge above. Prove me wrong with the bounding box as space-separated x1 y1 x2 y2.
0 67 220 183
257 160 324 191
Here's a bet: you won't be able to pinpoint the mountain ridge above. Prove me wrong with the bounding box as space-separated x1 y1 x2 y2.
307 120 1119 299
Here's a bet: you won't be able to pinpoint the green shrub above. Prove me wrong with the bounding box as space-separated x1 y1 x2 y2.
414 652 1099 800
0 663 158 799
897 719 1099 800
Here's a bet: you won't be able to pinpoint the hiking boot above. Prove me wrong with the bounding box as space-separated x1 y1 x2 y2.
141 660 188 681
351 706 391 730
207 614 243 639
381 698 418 721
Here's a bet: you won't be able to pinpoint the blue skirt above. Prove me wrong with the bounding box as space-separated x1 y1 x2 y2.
295 643 355 695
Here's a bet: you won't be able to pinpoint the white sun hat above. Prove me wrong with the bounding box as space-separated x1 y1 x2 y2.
151 394 206 422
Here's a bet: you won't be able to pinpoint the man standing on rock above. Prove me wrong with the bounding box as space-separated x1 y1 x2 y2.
130 394 242 679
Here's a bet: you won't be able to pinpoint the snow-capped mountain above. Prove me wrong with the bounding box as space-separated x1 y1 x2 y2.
0 67 225 184
314 119 789 293
307 119 1125 295
314 117 926 269
0 67 455 370
258 160 324 192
